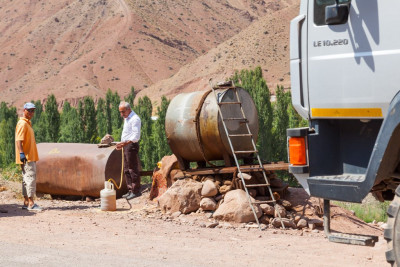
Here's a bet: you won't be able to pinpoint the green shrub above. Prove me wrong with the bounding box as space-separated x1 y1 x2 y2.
0 165 21 182
333 200 390 223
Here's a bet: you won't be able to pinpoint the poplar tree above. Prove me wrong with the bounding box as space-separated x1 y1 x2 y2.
153 96 171 161
30 100 46 143
124 86 136 107
58 106 81 143
58 101 81 143
136 96 154 170
232 67 273 161
288 102 308 129
111 92 122 136
45 94 60 142
271 86 290 161
83 96 98 143
105 89 113 134
0 103 17 167
0 102 14 122
77 100 85 142
58 101 71 142
0 102 7 122
0 119 15 167
96 98 108 138
30 100 43 126
33 113 48 143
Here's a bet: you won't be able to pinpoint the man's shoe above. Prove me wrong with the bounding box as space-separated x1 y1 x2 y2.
122 192 131 198
126 192 141 200
27 204 43 211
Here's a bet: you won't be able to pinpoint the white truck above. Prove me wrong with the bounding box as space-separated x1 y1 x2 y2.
287 0 400 265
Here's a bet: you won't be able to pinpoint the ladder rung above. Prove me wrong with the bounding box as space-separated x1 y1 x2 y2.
252 200 275 205
234 150 258 154
239 167 264 171
245 184 270 188
229 134 252 137
223 118 248 122
219 102 241 105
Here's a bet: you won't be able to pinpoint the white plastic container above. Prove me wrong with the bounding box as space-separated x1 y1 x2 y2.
100 181 116 211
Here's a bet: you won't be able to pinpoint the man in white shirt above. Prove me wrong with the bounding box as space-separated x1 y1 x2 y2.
116 101 142 200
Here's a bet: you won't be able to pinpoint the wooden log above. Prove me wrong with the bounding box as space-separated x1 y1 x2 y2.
183 162 289 176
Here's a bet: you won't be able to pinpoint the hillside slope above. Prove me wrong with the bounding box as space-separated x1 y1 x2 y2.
138 2 299 106
0 0 297 108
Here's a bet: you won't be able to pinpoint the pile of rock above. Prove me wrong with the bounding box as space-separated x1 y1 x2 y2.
157 175 323 230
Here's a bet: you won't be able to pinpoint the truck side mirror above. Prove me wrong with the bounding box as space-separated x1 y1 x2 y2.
325 3 350 25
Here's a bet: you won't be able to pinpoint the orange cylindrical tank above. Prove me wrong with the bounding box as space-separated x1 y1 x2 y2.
36 143 127 198
165 88 259 163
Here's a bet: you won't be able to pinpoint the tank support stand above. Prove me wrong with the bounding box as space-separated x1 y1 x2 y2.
323 199 378 246
176 155 190 170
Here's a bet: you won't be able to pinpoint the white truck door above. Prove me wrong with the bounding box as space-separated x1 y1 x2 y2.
307 0 400 119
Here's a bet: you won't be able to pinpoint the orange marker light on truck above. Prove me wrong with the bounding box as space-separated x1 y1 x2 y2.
289 137 307 165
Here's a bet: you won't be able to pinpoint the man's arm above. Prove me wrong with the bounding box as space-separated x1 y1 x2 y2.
115 140 132 150
16 140 27 163
16 140 23 153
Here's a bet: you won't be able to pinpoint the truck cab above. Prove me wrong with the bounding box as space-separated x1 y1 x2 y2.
289 0 400 201
287 0 400 264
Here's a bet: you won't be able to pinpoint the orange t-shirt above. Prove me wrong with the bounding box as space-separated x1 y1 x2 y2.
15 117 39 164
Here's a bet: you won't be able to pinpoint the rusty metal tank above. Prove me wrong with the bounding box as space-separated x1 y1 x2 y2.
165 87 259 167
36 143 126 198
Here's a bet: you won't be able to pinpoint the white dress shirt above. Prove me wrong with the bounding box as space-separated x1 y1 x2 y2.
121 111 141 143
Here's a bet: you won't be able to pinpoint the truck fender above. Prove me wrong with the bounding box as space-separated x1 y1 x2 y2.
365 90 400 191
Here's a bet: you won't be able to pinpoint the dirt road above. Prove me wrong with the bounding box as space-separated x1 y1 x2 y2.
0 184 388 267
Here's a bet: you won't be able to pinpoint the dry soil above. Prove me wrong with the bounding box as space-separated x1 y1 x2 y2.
0 179 388 266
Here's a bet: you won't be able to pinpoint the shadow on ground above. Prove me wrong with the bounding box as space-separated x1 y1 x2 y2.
0 204 35 218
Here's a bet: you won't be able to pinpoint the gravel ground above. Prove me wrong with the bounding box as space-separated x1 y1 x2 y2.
0 179 388 266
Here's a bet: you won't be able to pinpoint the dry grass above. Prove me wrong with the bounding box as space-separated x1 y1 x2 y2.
333 200 390 223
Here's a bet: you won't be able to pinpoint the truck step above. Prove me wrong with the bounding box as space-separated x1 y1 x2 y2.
327 232 378 246
324 199 378 247
308 174 365 182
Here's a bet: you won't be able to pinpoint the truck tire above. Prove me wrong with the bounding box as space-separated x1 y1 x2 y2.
385 186 400 265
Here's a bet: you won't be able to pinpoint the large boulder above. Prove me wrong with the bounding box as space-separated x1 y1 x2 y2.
271 218 297 229
201 180 218 197
219 185 232 194
260 203 275 216
157 178 202 214
213 189 262 223
297 218 308 229
100 134 114 145
200 197 217 211
274 204 287 218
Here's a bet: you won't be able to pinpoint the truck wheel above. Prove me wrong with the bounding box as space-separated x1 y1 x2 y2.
385 186 400 265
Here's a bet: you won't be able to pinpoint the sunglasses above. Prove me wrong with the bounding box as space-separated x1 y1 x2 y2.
26 109 35 113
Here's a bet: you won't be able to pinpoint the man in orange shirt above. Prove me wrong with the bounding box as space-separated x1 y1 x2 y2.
15 102 42 211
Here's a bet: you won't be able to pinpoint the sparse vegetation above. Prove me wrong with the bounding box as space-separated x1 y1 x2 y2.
0 165 20 182
334 200 390 223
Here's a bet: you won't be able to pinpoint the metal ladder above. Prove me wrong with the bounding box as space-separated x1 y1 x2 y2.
210 80 285 230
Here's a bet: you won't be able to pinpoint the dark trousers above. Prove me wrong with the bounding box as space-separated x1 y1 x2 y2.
123 142 141 194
